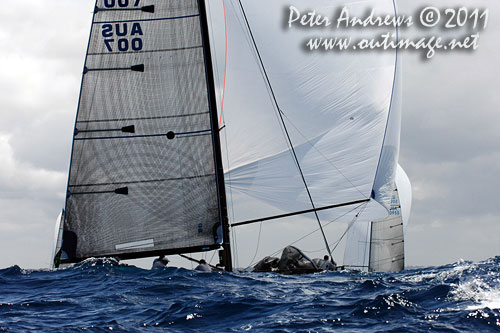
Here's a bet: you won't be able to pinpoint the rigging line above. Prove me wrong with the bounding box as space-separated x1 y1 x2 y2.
278 112 367 199
371 0 400 195
236 0 333 261
228 0 292 158
330 202 369 254
216 12 237 268
218 51 238 268
223 0 262 271
230 3 366 200
301 206 365 254
208 249 217 265
231 199 369 227
294 204 367 258
248 222 263 267
247 203 365 267
206 1 223 129
218 0 228 130
223 122 239 267
290 203 365 254
231 2 289 149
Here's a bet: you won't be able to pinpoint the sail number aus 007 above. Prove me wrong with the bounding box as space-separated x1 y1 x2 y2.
102 23 144 52
103 0 141 8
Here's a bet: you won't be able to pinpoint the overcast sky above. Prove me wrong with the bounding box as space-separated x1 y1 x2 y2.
0 0 498 269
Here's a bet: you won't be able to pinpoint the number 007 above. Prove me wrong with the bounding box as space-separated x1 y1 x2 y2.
103 0 141 8
104 38 143 52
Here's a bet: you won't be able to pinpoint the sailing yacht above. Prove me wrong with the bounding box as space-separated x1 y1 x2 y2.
52 0 411 273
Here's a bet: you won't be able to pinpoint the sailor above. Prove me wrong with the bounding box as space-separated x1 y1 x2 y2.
319 255 336 271
195 259 212 272
151 255 170 269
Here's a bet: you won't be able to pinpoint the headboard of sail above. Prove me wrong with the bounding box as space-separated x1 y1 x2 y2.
60 0 223 262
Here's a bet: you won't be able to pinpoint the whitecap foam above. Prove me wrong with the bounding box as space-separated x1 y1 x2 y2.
450 278 500 310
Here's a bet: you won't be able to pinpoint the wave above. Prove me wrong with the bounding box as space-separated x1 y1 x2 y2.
1 257 500 331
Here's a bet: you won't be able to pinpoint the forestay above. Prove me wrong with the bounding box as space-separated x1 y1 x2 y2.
59 0 224 263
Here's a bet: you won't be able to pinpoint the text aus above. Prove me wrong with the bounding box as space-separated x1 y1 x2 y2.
101 23 144 52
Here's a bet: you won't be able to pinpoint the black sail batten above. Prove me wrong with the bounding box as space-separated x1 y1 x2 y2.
57 0 227 267
94 5 155 13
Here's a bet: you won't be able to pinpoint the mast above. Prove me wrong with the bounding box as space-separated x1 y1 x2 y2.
197 0 233 272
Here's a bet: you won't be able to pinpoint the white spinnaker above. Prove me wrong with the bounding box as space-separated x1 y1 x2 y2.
396 164 412 233
215 0 400 224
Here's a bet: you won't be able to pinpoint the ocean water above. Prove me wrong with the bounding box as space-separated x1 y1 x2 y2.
1 257 500 332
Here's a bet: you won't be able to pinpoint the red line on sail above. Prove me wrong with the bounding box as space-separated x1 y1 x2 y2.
219 0 227 130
